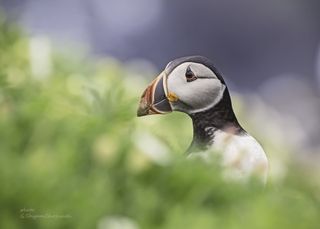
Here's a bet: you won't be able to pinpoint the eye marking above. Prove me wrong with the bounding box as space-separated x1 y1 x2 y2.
185 66 197 82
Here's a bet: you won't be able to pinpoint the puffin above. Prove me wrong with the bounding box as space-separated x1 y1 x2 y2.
137 56 268 182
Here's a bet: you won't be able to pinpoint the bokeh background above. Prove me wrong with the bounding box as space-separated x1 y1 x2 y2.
1 1 320 228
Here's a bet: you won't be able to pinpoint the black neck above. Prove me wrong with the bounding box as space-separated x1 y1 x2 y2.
187 89 244 153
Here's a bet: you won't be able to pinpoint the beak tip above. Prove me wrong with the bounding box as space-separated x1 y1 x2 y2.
137 110 145 117
137 104 148 117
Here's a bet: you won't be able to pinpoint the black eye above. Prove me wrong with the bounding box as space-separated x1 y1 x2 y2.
185 66 197 82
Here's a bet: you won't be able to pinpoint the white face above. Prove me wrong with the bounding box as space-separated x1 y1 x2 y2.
166 62 226 113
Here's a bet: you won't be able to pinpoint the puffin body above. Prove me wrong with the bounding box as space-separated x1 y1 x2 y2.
137 56 268 182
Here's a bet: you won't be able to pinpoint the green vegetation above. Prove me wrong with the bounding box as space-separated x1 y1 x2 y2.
0 16 319 229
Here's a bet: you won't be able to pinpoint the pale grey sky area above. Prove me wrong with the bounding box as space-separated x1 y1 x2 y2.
2 0 320 89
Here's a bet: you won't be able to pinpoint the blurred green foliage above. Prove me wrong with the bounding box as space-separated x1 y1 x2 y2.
0 16 320 229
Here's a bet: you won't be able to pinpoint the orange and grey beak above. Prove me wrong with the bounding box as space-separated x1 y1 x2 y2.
137 72 173 117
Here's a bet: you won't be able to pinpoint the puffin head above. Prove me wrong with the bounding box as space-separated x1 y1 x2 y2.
137 56 227 116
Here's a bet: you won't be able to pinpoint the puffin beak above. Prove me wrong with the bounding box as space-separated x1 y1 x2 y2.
137 72 173 117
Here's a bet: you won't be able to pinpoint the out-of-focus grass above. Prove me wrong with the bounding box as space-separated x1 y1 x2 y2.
0 16 320 229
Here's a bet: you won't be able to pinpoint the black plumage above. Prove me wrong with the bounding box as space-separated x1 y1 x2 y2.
188 88 245 153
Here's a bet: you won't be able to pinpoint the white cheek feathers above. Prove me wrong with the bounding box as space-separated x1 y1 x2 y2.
167 62 226 113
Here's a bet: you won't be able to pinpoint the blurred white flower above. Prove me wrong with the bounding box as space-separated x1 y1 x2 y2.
133 130 171 166
29 36 52 79
97 216 139 229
